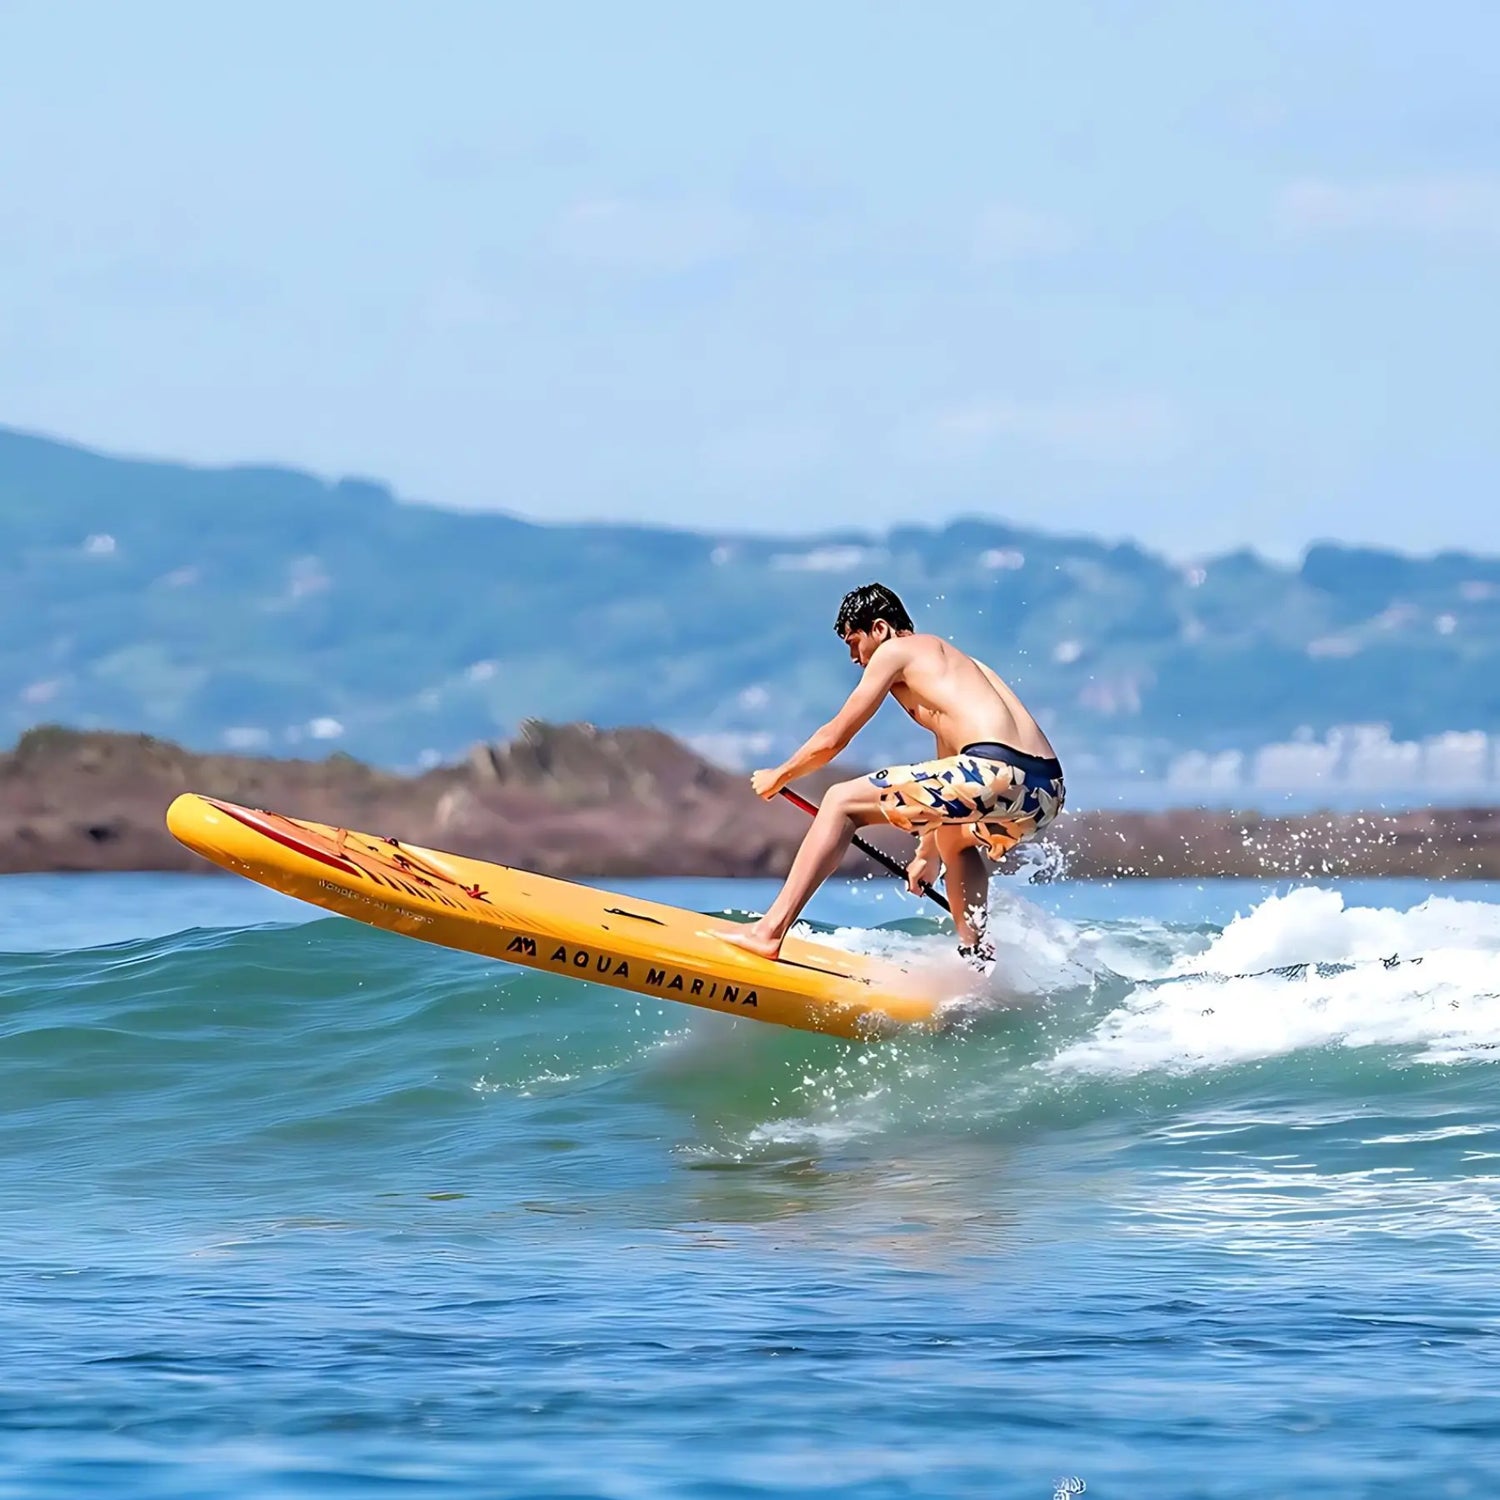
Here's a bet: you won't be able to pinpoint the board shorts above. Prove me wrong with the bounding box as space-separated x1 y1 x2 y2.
867 742 1066 861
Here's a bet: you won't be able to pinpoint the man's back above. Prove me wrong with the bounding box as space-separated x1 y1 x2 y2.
888 634 1057 760
715 582 1065 966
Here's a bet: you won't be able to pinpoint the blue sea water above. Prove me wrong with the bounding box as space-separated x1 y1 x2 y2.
3 870 1500 1499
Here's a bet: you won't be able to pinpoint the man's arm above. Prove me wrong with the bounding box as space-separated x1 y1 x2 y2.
750 644 908 798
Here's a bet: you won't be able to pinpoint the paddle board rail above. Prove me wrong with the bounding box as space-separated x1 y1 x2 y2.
165 794 947 1039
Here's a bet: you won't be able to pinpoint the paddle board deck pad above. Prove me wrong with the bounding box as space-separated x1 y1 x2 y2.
166 794 949 1039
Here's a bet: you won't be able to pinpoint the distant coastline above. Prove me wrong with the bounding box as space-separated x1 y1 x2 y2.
3 723 1498 882
7 422 1500 789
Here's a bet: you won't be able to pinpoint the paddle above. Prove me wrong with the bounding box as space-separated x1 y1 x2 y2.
778 786 951 913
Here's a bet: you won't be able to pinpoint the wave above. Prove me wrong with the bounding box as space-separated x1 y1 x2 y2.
2 885 1496 1180
1044 887 1500 1075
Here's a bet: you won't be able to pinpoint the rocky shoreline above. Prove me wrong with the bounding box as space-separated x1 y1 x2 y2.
3 723 1498 881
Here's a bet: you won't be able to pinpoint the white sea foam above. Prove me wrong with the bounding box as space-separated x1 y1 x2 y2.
1049 887 1500 1075
1178 887 1500 975
824 886 1114 1001
692 886 1500 1161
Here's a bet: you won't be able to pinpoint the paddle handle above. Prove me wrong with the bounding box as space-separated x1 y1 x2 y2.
778 786 951 914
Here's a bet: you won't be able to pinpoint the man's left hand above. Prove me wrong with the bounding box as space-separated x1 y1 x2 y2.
750 767 787 800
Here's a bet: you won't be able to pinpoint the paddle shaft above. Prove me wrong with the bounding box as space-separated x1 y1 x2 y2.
778 787 951 914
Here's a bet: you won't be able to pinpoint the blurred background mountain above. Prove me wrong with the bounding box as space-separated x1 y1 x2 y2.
8 423 1497 804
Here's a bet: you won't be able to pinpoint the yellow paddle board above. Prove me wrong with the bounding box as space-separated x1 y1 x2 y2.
165 794 948 1039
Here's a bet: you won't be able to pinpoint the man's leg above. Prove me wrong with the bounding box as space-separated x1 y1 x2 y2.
935 824 990 952
717 775 887 960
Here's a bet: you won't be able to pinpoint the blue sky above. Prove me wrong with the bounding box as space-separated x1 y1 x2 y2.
2 1 1497 557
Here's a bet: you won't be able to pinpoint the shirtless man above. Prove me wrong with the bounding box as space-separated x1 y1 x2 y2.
718 582 1065 967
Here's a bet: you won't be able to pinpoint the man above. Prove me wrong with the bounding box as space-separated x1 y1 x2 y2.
718 582 1064 968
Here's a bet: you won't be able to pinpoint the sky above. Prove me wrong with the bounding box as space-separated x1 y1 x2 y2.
1 1 1497 558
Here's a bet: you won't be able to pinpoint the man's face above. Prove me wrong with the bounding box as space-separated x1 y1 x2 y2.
842 621 889 667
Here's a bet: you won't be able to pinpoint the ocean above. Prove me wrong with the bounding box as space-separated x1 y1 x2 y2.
3 870 1499 1499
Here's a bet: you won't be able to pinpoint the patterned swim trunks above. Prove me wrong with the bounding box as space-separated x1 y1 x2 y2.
868 741 1066 861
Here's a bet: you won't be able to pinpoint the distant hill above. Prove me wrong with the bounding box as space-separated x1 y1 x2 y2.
5 424 1499 780
6 724 1498 879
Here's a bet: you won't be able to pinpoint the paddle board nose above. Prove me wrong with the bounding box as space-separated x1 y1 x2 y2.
166 792 222 859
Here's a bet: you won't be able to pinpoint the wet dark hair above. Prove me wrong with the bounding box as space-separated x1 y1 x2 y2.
834 582 915 637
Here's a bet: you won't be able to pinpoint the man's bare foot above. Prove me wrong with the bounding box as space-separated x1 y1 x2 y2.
712 923 784 961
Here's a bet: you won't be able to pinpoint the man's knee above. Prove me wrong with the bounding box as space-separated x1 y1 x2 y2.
824 775 885 826
934 822 978 856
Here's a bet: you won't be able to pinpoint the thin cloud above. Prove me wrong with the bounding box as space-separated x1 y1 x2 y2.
925 394 1185 460
554 196 752 274
1278 174 1500 243
703 423 832 481
422 275 513 330
972 202 1075 261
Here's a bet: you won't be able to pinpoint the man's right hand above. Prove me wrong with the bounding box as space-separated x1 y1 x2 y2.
904 841 941 895
750 767 789 800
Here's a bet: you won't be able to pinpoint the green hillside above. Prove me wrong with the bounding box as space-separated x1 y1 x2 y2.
5 425 1498 775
